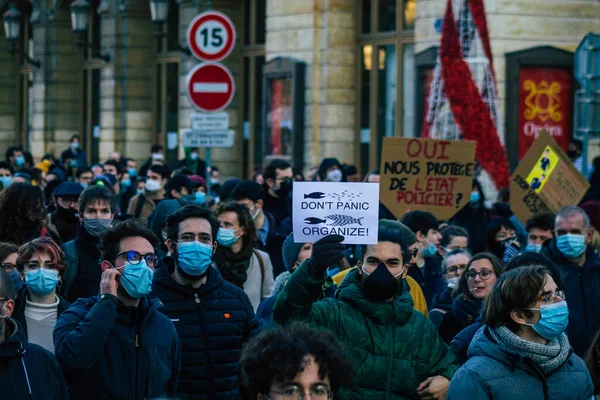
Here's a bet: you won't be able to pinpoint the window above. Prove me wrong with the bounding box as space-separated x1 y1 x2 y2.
153 1 180 167
80 1 103 163
357 0 415 174
240 0 266 178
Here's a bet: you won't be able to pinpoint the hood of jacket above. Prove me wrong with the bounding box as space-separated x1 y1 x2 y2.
153 256 224 296
335 268 414 325
0 319 26 358
272 271 292 297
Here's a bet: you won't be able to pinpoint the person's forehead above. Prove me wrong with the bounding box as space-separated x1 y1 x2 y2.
543 275 557 291
179 218 212 236
0 168 11 175
447 254 469 266
365 241 402 259
119 236 154 254
81 171 93 177
27 251 51 262
85 199 111 209
529 227 552 235
276 167 292 177
470 258 492 270
556 214 585 229
449 236 467 245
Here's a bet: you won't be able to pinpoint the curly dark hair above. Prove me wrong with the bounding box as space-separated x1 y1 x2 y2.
240 323 354 398
99 218 159 263
0 183 46 245
216 202 257 247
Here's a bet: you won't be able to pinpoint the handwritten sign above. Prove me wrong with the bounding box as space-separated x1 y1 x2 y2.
292 182 379 245
510 130 590 223
379 138 476 220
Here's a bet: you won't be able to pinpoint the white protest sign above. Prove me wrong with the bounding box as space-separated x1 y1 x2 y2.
293 182 379 245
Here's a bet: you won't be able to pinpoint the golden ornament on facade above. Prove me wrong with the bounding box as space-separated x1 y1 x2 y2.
523 80 563 122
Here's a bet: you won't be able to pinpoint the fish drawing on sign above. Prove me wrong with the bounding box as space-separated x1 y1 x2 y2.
304 217 327 225
304 192 326 199
325 215 364 226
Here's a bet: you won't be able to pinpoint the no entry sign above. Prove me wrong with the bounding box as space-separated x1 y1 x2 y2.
185 63 235 113
187 11 236 62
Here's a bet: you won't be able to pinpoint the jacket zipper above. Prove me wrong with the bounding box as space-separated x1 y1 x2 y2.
385 303 395 399
135 327 140 400
194 292 216 398
529 362 549 400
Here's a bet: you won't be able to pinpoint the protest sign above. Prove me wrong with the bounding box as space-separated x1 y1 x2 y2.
510 130 590 223
379 138 476 220
292 182 379 245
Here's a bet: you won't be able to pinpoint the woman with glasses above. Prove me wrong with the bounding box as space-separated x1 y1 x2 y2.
0 242 21 294
448 265 593 399
437 253 503 344
12 238 70 354
241 323 354 400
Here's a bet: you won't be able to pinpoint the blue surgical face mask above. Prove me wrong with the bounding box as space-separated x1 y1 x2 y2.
71 142 79 149
0 176 12 187
470 191 481 204
80 183 88 189
421 242 438 258
136 189 143 195
69 160 77 168
25 269 59 296
177 241 213 276
127 168 137 178
9 268 24 292
217 228 240 248
526 243 542 253
526 301 569 341
556 234 586 259
118 260 153 299
194 191 206 204
121 179 131 188
15 155 25 167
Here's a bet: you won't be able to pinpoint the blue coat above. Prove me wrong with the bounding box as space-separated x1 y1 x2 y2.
53 293 181 400
542 239 600 356
408 256 446 309
448 327 593 400
149 259 259 399
1 318 68 400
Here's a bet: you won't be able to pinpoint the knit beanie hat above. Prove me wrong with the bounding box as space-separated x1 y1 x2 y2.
378 219 417 247
318 158 341 177
282 233 305 272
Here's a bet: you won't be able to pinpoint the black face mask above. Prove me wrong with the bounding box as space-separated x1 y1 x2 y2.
276 179 292 198
361 263 404 302
56 206 79 221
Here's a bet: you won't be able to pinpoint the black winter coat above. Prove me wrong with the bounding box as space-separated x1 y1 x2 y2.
150 258 259 399
0 318 68 400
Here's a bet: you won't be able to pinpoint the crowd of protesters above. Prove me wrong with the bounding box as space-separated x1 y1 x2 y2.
1 138 600 399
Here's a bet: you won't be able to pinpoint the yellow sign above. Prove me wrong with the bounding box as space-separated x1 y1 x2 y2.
525 146 559 193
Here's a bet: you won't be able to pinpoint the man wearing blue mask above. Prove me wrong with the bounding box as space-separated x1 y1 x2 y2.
525 212 554 253
54 219 181 399
5 146 24 170
541 205 600 356
402 210 446 308
67 135 88 169
0 161 15 188
150 205 258 400
61 186 115 303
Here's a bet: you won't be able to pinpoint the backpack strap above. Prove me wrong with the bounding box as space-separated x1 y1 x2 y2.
135 194 145 218
61 240 79 299
252 249 265 283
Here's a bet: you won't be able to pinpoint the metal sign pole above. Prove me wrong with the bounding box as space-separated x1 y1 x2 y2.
205 147 212 189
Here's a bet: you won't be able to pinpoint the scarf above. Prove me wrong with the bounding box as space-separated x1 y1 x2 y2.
490 326 571 374
215 241 254 288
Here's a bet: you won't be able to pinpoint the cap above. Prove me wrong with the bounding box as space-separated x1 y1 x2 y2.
319 158 341 177
282 233 305 272
54 181 84 198
378 219 417 247
189 175 207 190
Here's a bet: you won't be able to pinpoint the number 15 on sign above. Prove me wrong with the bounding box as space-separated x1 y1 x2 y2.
187 11 236 63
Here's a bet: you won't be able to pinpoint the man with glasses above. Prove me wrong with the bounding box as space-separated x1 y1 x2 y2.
54 218 181 399
150 205 258 400
262 159 293 223
0 268 69 399
47 181 84 244
274 221 458 399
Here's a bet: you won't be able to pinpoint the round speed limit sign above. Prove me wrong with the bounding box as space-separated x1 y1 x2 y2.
187 11 236 62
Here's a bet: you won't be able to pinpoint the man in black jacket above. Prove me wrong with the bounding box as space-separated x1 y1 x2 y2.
150 205 259 399
62 186 115 303
0 269 68 399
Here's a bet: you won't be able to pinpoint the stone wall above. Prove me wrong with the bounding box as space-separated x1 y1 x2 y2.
266 0 357 169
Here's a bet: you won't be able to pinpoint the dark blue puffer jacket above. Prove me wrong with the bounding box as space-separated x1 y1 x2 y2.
150 258 259 399
54 293 181 400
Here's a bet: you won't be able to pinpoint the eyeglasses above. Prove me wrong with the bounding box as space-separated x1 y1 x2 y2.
1 263 15 272
269 385 333 400
535 290 566 304
446 264 467 275
466 269 494 281
58 198 78 206
115 251 158 268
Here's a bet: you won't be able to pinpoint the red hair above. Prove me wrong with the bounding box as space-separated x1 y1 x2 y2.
16 237 65 273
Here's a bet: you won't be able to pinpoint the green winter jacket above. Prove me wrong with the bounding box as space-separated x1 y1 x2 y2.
273 261 458 400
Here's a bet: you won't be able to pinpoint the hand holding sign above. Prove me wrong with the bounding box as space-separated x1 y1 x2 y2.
308 235 346 276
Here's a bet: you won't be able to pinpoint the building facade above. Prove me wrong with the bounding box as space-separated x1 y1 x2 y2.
0 0 597 178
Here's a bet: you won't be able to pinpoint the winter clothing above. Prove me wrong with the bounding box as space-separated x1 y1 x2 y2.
61 225 103 303
447 326 593 400
282 233 304 272
318 158 341 177
449 317 483 365
149 196 194 241
408 257 446 309
437 294 483 344
451 203 489 255
542 239 600 356
254 210 285 276
47 208 80 244
379 219 417 247
256 271 292 327
273 261 458 399
54 293 181 400
430 286 455 329
0 318 68 400
127 189 165 219
54 181 84 197
263 190 291 224
150 259 259 399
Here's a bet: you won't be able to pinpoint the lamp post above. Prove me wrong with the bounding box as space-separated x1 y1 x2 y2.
149 0 189 55
70 0 110 62
2 4 41 68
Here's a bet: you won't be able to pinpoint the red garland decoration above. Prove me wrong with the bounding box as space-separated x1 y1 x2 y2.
440 0 509 188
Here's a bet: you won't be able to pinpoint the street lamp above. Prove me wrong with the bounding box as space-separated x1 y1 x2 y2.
70 0 110 62
2 4 41 68
149 0 190 55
